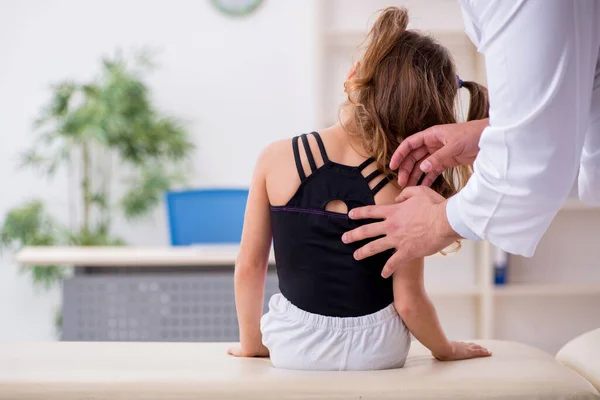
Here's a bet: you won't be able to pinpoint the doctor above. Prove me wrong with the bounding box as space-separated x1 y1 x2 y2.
342 0 600 278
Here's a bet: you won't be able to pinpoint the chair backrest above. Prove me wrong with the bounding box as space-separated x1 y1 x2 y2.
166 189 249 245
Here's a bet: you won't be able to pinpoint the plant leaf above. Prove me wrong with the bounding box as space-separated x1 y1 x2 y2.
120 166 175 219
0 200 59 250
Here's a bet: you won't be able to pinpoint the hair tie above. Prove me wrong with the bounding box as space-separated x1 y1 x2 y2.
457 75 464 89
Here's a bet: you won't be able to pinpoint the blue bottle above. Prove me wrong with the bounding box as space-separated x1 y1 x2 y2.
493 247 509 285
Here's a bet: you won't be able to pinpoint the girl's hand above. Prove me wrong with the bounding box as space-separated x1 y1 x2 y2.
227 343 269 358
434 341 492 361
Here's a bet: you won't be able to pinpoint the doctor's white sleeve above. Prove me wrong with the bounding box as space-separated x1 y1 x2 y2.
578 55 600 205
447 0 600 257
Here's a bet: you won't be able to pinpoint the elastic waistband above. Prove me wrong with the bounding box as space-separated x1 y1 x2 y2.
271 293 398 331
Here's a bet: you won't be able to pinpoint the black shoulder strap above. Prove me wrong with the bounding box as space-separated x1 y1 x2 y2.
292 136 306 181
364 170 380 183
357 157 375 171
300 134 317 172
372 174 395 195
310 131 329 164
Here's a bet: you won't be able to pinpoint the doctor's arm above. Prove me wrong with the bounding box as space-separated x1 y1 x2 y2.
344 1 594 274
435 1 590 256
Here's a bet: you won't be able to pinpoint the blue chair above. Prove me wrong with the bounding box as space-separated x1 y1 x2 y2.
165 189 249 245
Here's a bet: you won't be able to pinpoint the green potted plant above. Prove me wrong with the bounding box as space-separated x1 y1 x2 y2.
0 49 194 291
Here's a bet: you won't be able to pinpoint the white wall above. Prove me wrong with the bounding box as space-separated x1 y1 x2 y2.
0 0 319 340
326 0 465 32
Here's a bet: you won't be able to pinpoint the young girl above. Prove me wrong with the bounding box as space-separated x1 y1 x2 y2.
227 7 492 370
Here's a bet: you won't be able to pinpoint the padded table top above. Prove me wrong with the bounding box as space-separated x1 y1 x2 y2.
0 340 597 400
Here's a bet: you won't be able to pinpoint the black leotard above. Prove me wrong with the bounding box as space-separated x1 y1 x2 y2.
270 132 395 317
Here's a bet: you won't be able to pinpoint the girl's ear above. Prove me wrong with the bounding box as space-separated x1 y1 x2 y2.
346 61 360 82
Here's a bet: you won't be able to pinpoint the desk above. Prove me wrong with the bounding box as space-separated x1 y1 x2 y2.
14 246 477 342
15 245 276 267
15 246 278 342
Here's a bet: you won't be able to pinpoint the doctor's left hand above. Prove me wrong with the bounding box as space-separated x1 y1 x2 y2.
342 186 460 278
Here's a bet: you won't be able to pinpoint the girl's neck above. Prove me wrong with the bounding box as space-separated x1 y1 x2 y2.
327 114 371 160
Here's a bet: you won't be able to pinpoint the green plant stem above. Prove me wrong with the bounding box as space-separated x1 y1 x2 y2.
102 152 111 233
81 140 91 235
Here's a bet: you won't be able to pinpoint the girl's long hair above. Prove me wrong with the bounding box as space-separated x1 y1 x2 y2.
343 6 489 197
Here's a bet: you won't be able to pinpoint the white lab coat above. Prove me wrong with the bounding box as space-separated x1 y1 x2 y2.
446 0 600 256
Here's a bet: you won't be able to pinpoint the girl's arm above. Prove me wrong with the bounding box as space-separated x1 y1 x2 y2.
227 151 273 358
393 258 491 361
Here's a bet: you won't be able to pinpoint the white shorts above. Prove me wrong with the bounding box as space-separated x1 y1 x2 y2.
260 293 411 371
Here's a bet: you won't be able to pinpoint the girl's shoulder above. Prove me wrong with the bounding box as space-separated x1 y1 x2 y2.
255 138 294 172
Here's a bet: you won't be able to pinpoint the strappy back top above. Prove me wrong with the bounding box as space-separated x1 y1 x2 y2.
270 132 395 317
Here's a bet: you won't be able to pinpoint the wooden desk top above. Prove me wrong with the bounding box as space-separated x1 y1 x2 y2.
15 245 275 267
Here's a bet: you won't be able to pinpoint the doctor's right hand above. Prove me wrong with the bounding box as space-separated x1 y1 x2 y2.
390 118 489 188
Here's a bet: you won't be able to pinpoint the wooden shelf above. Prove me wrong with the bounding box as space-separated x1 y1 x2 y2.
493 283 600 297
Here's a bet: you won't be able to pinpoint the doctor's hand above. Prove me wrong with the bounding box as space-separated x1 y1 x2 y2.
390 118 488 188
342 187 460 278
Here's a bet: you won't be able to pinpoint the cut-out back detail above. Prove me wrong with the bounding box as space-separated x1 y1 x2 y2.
357 157 376 171
300 134 318 173
269 132 395 318
372 174 395 196
292 136 306 181
365 170 381 184
290 131 391 195
325 199 349 214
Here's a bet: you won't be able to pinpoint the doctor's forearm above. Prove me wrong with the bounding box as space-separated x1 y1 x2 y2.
449 0 589 256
